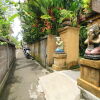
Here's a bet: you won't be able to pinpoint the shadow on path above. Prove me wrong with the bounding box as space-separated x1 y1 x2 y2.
0 50 47 100
0 62 21 100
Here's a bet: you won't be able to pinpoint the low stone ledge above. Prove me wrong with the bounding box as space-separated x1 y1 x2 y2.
53 53 67 59
78 78 100 98
58 26 79 33
52 65 68 71
79 58 100 69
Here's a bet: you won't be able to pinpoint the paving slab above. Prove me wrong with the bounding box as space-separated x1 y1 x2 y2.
39 71 80 100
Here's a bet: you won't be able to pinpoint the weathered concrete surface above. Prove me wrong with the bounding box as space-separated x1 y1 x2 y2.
79 87 100 100
29 38 47 67
38 71 80 100
0 49 49 100
0 44 15 94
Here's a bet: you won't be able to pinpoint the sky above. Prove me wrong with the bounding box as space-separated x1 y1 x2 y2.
11 17 22 40
11 0 25 41
12 0 25 3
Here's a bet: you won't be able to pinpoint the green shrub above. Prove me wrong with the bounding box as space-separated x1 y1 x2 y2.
79 26 87 57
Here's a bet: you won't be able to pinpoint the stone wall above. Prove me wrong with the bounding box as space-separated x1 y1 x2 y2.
29 37 48 67
0 38 16 93
46 35 56 66
40 39 47 66
29 35 56 67
92 0 100 13
0 45 8 84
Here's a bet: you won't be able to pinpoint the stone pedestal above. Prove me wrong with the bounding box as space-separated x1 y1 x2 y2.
77 58 100 98
52 53 66 71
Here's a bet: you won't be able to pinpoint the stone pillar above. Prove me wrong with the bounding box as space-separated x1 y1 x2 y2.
59 26 79 69
46 34 56 66
77 58 100 98
52 53 67 71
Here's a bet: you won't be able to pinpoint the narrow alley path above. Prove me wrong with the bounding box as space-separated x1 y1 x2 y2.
0 49 49 100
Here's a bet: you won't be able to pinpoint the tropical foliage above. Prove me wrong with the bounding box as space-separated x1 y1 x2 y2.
19 0 91 44
0 0 18 39
80 26 87 57
10 36 21 48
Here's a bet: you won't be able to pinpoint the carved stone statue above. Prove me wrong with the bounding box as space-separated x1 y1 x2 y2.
55 37 64 53
84 24 100 60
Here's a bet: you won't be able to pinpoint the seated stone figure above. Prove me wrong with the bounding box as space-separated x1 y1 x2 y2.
84 24 100 60
55 37 64 53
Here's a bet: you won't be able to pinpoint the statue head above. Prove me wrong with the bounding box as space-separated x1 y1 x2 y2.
56 37 61 42
87 24 100 40
85 24 100 44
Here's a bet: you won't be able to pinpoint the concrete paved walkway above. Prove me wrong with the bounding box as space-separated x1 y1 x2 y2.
0 49 86 100
0 49 48 100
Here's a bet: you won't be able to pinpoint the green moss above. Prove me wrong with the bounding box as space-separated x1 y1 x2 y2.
70 65 80 70
0 42 7 45
34 56 46 68
35 56 41 62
